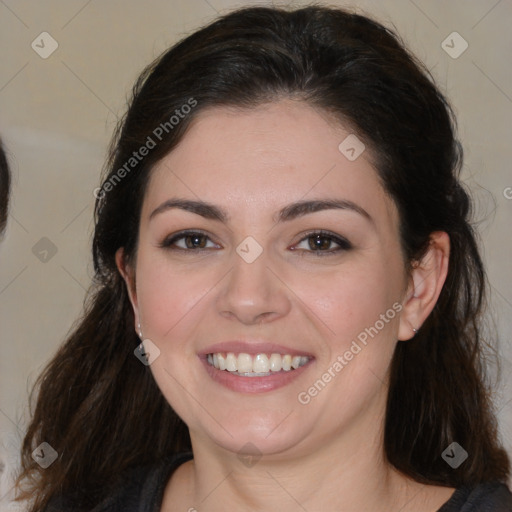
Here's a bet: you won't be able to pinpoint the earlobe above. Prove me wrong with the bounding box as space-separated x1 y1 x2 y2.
397 231 450 341
115 247 139 325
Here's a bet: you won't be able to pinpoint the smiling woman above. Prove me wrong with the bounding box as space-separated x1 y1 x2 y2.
14 5 512 512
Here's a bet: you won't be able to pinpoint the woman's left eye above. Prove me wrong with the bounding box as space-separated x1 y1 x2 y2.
292 231 352 256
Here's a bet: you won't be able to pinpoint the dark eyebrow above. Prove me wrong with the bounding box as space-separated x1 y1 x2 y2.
149 198 227 222
149 198 373 224
276 199 372 224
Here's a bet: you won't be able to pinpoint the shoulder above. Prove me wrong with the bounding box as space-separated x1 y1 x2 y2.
44 452 193 512
438 480 512 512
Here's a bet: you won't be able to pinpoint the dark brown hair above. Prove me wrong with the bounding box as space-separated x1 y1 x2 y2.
0 137 10 234
15 5 510 510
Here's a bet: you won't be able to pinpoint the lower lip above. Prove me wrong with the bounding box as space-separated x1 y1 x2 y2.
200 356 313 393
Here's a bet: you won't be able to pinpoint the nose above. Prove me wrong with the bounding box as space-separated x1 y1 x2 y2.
215 245 291 325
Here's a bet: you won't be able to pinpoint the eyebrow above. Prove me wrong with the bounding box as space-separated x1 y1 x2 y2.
149 198 373 224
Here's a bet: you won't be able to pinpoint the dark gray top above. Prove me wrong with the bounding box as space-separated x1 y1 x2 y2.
46 453 512 511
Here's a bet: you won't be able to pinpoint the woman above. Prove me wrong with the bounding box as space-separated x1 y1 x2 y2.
15 5 512 511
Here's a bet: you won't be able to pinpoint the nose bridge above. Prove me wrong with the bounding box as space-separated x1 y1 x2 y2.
233 241 269 289
215 235 290 323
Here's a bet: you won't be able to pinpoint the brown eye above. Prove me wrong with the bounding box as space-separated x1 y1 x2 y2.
308 234 334 251
293 231 352 256
160 231 220 251
183 233 207 249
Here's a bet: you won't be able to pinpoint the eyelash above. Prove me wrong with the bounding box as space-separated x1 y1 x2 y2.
159 230 352 257
292 230 352 255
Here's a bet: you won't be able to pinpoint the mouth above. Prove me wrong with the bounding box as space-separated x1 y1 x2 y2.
206 352 311 376
200 349 314 393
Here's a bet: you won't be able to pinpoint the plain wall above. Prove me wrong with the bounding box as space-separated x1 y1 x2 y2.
1 0 511 507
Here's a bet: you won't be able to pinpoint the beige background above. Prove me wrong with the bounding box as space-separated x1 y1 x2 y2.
1 0 511 507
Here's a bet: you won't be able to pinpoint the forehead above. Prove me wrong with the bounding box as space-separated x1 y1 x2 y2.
143 100 397 226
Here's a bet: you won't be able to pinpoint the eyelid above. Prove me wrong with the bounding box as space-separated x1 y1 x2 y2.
159 229 352 255
291 229 352 254
159 229 220 250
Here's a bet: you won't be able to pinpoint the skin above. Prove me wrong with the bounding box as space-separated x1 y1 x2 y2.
117 99 453 511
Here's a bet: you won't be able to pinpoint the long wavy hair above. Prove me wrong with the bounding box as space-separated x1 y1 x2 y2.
15 5 510 510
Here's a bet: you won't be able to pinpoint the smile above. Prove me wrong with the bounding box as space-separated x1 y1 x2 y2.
207 352 311 376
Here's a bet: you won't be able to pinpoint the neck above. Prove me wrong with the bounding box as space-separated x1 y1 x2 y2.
191 435 401 512
167 390 428 512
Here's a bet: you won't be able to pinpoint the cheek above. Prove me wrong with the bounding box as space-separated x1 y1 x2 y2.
135 254 213 344
294 263 403 419
293 260 401 351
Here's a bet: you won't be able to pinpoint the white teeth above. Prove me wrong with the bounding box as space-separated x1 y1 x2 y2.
207 351 310 374
269 353 282 372
237 353 253 373
252 354 269 373
225 352 237 372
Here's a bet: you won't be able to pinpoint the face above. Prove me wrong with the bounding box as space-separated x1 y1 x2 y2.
120 100 412 460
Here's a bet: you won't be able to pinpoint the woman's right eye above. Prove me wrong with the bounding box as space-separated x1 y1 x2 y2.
159 231 221 251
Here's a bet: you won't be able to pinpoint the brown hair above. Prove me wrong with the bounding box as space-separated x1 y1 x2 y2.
0 137 10 234
15 5 509 510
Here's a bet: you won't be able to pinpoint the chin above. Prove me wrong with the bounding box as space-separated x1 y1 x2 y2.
193 410 314 459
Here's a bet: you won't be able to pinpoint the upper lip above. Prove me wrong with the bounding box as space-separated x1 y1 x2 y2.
199 340 314 358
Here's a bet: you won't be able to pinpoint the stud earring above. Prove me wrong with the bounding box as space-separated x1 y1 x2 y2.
412 327 418 334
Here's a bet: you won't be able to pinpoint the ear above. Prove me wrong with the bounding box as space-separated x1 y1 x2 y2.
115 247 140 332
398 231 450 341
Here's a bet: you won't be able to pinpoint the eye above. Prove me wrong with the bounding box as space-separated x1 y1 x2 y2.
159 230 220 251
291 230 352 256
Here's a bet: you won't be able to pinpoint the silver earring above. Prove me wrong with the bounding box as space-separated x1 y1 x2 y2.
412 327 418 334
137 322 143 339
